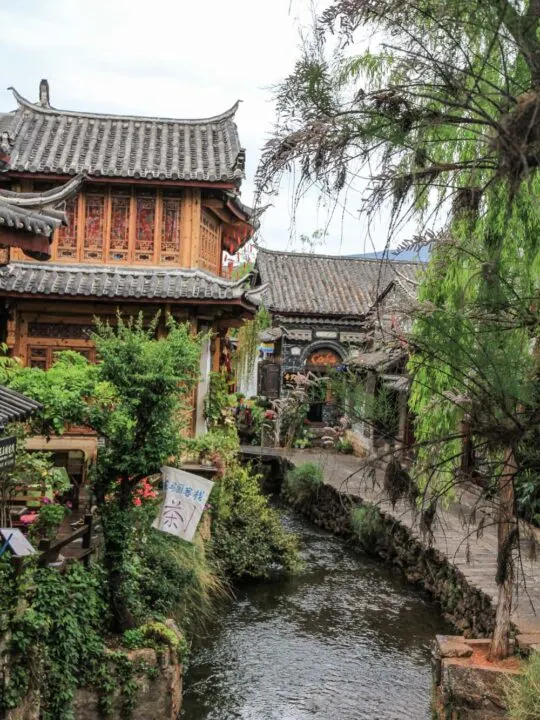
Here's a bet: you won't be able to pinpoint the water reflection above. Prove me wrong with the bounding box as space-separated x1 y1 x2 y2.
181 510 449 720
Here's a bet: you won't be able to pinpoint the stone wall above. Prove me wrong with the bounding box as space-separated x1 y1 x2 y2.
5 637 183 720
72 646 182 720
284 480 495 638
432 636 519 720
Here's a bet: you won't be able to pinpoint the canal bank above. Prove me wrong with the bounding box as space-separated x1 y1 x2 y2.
181 510 451 720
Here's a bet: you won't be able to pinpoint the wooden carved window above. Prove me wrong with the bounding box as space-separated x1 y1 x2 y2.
57 196 79 260
199 211 221 274
27 345 96 370
109 193 130 262
135 192 156 263
161 197 181 263
83 192 105 262
28 346 48 370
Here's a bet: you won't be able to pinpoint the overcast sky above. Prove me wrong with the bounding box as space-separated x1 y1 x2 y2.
0 0 391 257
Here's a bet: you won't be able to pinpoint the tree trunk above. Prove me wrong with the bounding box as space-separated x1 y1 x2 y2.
102 476 137 632
489 446 517 661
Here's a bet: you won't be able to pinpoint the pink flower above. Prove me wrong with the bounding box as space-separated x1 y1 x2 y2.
20 512 37 525
65 501 72 509
133 497 142 506
40 497 52 505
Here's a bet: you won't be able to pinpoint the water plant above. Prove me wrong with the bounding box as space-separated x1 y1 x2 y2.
350 505 385 552
283 462 324 502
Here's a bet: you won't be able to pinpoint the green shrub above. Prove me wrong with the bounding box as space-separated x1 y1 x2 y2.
2 563 108 718
283 462 324 501
336 438 354 454
211 462 299 578
506 653 540 719
350 505 385 550
122 620 186 660
134 520 226 634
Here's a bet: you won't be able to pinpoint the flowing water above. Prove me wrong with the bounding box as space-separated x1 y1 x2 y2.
181 511 450 720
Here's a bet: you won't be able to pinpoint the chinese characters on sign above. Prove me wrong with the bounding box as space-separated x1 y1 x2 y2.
0 436 17 472
152 467 214 543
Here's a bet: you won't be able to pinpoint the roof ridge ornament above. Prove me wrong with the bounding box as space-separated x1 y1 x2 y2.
39 79 50 108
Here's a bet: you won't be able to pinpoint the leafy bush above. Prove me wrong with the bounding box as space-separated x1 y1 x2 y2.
336 438 354 454
350 505 385 551
2 563 107 718
283 462 324 501
122 620 186 660
506 653 540 719
211 462 299 578
29 503 68 541
205 371 236 430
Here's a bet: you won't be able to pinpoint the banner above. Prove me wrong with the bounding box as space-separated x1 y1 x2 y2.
152 466 214 543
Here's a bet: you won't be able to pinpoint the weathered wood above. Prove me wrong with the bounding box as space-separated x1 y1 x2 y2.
38 513 94 566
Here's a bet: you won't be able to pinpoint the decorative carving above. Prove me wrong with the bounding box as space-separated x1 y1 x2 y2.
306 349 340 366
109 193 130 262
83 194 105 261
160 197 181 263
28 322 92 339
199 211 220 274
135 193 155 262
57 196 78 259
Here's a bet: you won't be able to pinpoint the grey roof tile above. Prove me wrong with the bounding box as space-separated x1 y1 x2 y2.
4 87 244 183
256 248 422 317
0 384 42 426
0 261 258 304
0 200 64 238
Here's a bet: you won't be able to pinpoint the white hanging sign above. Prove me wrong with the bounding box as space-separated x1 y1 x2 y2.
152 466 214 543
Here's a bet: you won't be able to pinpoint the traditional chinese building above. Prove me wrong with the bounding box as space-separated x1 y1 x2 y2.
0 80 261 477
254 248 420 449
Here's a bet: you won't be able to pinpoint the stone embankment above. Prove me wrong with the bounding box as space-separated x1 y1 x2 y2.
244 445 540 719
243 446 540 642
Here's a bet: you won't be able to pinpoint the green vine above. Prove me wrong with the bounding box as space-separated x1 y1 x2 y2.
235 306 271 382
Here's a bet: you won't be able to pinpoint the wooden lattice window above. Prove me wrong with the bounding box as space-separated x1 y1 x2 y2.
160 197 181 263
28 346 48 370
83 192 105 261
109 193 131 262
27 345 96 370
57 197 78 260
199 211 221 274
135 192 156 263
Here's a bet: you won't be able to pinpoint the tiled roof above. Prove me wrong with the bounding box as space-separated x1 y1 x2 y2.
0 262 260 305
0 201 64 238
255 248 422 317
0 384 42 427
2 85 245 183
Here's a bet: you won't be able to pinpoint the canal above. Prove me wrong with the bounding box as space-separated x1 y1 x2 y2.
181 510 450 720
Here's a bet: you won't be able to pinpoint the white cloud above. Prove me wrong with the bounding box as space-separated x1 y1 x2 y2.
0 0 400 255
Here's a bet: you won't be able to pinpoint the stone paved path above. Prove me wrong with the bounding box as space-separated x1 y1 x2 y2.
242 445 540 640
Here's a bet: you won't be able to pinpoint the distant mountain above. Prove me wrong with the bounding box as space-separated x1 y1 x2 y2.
348 247 430 262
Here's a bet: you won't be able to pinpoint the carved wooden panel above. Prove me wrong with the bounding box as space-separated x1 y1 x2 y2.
135 192 156 263
27 344 96 370
160 197 181 263
83 193 105 261
199 211 220 274
28 322 93 339
57 196 78 260
109 193 130 262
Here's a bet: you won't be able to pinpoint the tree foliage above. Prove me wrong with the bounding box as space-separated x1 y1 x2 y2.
258 0 540 658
